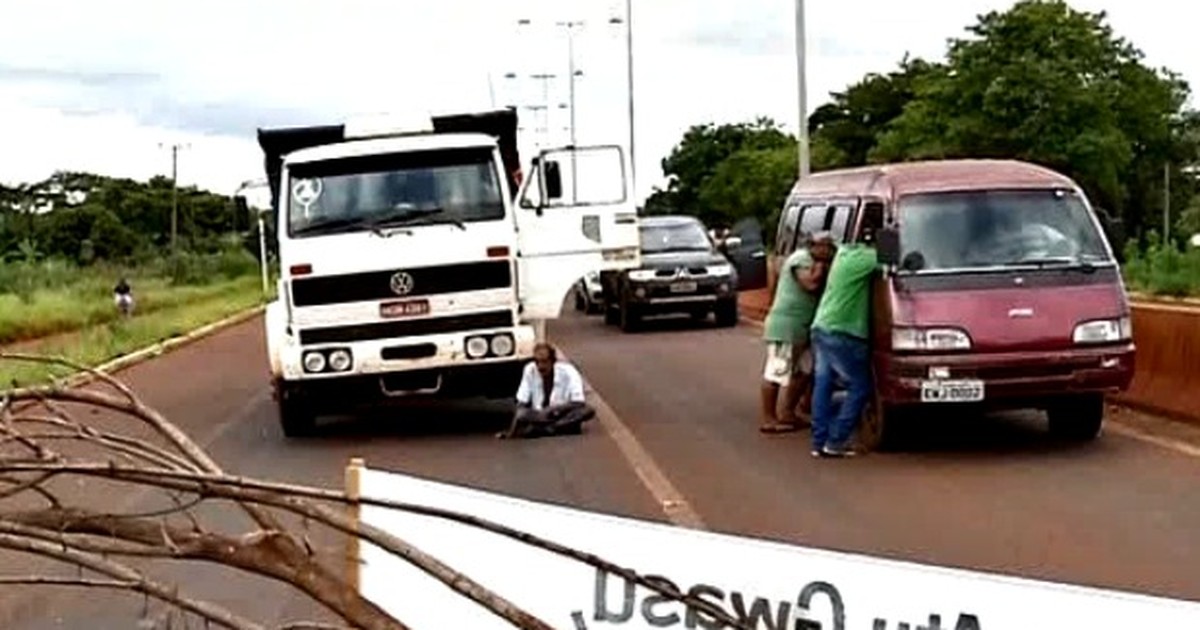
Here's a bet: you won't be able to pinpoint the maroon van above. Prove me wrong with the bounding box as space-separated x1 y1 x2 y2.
771 159 1136 450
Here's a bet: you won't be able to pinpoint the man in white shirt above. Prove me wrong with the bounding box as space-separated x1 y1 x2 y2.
497 342 595 439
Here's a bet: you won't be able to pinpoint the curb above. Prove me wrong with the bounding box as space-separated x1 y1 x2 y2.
57 303 267 390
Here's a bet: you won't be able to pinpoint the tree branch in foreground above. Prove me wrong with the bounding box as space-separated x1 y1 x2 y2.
0 352 747 629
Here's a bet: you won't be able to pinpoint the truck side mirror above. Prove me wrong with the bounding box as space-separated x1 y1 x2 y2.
544 160 563 200
877 227 901 267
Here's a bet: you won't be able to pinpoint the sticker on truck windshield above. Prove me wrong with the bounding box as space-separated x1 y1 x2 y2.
292 178 323 210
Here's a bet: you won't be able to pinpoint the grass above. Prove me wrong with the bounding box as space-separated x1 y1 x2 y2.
0 246 275 387
0 274 267 387
1122 238 1200 298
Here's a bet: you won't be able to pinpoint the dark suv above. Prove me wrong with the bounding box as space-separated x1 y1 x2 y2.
602 215 740 332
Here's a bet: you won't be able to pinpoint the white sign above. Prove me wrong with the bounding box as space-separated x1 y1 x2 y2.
356 466 1200 629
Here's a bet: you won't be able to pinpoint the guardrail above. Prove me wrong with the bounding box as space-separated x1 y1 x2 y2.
746 263 1200 423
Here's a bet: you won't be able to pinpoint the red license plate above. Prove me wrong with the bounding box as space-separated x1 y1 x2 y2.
380 299 430 318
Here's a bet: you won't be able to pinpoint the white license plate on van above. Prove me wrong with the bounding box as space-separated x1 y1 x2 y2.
669 281 698 293
920 379 984 403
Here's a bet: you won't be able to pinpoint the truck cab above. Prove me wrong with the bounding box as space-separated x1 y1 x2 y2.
257 108 640 436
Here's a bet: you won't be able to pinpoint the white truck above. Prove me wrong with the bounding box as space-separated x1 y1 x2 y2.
256 108 640 437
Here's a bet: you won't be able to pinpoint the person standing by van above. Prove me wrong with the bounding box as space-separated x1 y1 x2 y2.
809 229 880 457
759 232 835 433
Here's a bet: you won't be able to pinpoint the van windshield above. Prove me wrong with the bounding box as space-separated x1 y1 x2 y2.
896 189 1112 273
286 147 505 237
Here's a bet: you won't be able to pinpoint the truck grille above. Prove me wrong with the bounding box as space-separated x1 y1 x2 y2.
291 260 512 307
298 309 514 345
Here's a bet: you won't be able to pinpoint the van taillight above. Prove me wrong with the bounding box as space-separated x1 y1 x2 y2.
290 264 313 276
487 246 510 258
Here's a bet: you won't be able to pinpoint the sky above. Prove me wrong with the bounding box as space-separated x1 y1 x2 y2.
0 0 1197 209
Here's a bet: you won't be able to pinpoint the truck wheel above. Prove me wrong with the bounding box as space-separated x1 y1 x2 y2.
619 295 640 333
604 301 619 326
574 290 585 312
1047 393 1105 442
277 384 317 438
714 299 739 328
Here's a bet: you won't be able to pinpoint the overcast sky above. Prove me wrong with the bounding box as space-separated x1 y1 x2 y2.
0 0 1196 207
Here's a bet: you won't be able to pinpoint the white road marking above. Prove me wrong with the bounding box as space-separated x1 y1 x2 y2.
1107 422 1200 459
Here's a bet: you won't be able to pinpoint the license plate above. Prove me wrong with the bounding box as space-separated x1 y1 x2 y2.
669 281 698 293
920 379 984 403
380 299 430 318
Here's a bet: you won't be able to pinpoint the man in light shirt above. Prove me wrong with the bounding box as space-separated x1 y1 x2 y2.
497 342 595 439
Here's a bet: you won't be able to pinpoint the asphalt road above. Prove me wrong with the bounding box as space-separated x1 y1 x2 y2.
3 307 1200 628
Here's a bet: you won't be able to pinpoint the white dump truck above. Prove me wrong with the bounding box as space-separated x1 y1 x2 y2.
256 108 640 436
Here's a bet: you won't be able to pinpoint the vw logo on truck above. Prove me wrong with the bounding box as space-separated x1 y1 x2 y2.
389 271 414 296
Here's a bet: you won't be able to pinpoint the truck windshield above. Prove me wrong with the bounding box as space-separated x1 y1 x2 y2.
896 189 1113 273
640 222 712 253
286 147 504 237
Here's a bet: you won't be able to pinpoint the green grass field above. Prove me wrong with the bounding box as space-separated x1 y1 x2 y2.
0 248 274 387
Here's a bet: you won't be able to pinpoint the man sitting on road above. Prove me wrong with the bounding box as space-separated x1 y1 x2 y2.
498 342 596 439
809 225 882 458
759 231 836 434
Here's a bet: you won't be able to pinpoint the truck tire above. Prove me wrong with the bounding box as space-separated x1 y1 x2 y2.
277 384 317 438
714 299 739 328
1047 393 1105 442
619 294 640 333
604 301 619 326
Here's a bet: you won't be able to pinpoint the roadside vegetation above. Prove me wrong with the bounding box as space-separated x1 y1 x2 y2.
0 170 278 385
642 0 1200 297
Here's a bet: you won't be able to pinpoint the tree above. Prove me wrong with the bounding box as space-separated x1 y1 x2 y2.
0 354 751 630
808 55 939 168
659 118 794 221
870 0 1196 238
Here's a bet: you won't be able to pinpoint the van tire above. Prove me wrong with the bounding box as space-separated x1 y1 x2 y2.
277 384 318 438
857 395 900 453
1047 394 1105 442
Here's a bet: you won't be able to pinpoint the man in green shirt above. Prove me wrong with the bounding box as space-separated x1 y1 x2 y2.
809 230 881 457
760 232 835 433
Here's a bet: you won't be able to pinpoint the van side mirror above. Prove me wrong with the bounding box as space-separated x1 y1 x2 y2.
877 227 900 267
544 161 563 200
722 236 744 250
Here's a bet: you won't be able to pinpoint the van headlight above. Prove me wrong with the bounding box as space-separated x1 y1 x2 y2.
327 349 353 372
706 263 733 276
465 336 490 358
302 351 327 373
627 269 657 281
892 327 972 351
1073 317 1132 344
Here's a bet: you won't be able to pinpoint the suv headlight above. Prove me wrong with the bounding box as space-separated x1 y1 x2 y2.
706 263 733 276
627 269 657 281
892 327 972 351
1073 316 1132 344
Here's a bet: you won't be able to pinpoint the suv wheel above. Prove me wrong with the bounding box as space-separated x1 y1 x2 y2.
714 299 738 327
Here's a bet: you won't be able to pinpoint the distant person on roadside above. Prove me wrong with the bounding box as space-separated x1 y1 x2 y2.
758 231 836 434
498 342 596 439
809 223 883 458
113 278 134 317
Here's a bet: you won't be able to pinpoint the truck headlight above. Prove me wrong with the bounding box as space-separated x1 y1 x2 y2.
892 327 972 351
327 349 353 372
627 269 656 281
490 334 515 357
706 263 733 276
302 350 326 373
1073 317 1132 344
465 336 490 359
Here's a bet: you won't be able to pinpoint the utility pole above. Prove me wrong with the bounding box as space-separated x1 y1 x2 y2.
557 20 584 204
794 0 810 179
1164 163 1171 244
159 142 189 253
610 0 635 202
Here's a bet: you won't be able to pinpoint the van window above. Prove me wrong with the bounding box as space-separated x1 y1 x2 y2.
777 202 800 253
798 204 828 241
896 189 1112 272
828 204 853 242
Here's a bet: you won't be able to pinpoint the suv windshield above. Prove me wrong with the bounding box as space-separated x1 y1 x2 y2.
286 147 504 237
640 221 712 254
897 189 1112 272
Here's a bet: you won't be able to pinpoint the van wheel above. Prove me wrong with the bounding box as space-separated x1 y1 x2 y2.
857 393 901 453
278 384 317 438
1047 394 1105 442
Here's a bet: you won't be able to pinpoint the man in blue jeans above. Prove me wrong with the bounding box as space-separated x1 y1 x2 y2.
809 230 881 458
